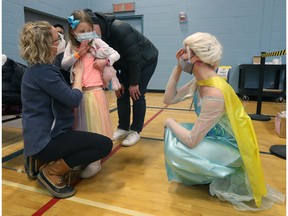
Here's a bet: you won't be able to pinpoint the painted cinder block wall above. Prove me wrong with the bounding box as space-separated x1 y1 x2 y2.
2 0 286 91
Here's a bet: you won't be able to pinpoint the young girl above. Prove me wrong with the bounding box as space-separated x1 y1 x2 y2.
61 10 120 179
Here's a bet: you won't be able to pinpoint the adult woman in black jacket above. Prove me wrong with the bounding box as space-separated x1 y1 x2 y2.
84 9 159 147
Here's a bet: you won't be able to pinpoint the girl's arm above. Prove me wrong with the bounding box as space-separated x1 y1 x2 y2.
61 41 79 70
61 41 90 70
94 39 120 65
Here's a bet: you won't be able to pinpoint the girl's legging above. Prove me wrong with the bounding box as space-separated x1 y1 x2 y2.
33 130 113 168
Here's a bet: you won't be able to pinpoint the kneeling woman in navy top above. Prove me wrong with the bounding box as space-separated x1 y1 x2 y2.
19 21 112 198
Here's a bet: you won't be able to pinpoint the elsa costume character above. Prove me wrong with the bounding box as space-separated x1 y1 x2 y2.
163 32 285 211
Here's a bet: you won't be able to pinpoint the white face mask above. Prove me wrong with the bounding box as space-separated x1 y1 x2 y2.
75 32 99 43
57 34 66 55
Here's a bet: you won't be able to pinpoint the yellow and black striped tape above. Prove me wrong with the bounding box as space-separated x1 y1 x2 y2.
261 50 286 57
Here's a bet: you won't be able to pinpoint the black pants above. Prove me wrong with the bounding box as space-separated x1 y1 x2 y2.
33 130 113 168
117 59 158 133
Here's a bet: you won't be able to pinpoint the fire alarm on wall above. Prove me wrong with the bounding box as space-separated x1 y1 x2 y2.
179 12 187 22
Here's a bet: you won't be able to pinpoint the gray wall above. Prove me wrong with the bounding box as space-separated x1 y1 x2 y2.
2 0 286 92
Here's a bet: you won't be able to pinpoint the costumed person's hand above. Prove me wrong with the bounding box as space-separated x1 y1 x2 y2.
77 40 90 57
171 48 186 79
176 48 185 62
176 48 186 70
115 83 125 98
93 59 106 71
129 85 141 100
164 118 177 128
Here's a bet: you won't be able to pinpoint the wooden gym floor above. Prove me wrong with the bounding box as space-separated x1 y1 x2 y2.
2 91 286 216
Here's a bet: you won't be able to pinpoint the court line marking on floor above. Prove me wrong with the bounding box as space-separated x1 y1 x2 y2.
68 197 154 216
2 180 154 216
2 149 23 163
147 105 194 111
2 180 50 195
30 106 166 215
1 103 278 214
2 142 23 151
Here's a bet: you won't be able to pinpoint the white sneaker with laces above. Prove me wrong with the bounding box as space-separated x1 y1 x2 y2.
112 129 131 141
80 160 101 179
121 131 140 147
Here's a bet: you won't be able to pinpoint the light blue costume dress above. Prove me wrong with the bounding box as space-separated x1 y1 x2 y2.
165 92 243 184
164 84 285 211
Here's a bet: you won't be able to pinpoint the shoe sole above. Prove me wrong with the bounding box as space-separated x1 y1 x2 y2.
121 137 140 147
37 172 75 198
112 132 131 141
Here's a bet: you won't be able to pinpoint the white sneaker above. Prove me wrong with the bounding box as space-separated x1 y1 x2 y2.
72 165 83 171
80 160 102 179
112 129 131 141
122 131 140 147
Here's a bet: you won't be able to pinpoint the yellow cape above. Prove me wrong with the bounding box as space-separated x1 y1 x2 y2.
197 76 267 207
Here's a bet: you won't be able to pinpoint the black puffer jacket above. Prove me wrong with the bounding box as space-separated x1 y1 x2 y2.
2 57 26 115
95 12 159 85
2 57 26 105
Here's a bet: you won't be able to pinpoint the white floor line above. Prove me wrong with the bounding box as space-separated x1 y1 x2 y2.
68 196 154 216
2 180 50 195
2 180 155 216
2 118 23 128
2 142 23 150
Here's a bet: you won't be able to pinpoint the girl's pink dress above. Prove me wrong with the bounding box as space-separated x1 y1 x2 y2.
73 54 113 138
61 39 120 139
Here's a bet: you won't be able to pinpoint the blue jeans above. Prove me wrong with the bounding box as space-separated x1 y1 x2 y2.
117 60 158 133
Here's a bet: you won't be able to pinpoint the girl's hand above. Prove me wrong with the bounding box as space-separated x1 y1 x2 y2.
115 83 125 98
93 58 106 70
78 40 90 57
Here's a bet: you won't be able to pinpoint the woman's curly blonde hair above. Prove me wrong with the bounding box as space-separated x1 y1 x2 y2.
19 21 54 65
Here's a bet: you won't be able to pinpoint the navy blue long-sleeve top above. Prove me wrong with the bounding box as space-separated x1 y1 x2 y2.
21 64 82 156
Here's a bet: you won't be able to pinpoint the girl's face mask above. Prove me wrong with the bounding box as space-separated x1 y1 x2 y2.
179 47 195 74
75 31 99 43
